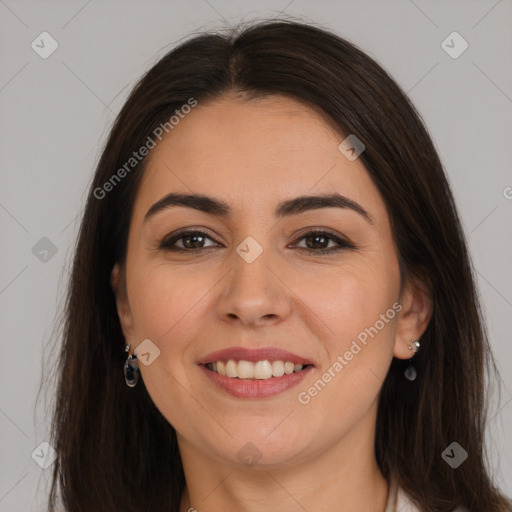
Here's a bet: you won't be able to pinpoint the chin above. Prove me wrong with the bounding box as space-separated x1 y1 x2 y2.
211 429 313 470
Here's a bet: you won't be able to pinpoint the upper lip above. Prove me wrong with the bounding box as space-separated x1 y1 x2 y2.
198 346 315 366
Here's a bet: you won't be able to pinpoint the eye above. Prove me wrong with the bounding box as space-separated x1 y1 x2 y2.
159 230 220 252
292 229 356 255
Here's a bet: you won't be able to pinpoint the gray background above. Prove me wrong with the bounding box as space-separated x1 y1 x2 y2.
1 0 511 510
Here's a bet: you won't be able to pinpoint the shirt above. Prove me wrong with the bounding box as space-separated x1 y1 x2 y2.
385 473 421 512
385 475 463 512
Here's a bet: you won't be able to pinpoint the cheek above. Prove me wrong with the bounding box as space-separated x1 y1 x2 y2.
291 260 399 410
125 265 211 425
288 278 399 457
293 259 399 345
127 262 205 337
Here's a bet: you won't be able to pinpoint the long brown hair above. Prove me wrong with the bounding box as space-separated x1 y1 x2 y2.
46 18 511 511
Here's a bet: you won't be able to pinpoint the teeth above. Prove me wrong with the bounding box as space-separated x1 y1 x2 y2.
225 359 238 378
207 359 306 379
284 362 295 374
271 360 285 377
254 360 272 379
238 360 254 379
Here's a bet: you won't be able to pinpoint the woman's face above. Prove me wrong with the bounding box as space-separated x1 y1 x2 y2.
112 94 427 469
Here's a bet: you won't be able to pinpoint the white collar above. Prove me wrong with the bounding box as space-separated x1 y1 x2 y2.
385 474 421 512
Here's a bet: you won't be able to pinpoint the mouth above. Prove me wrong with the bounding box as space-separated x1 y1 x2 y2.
203 360 312 380
197 346 315 398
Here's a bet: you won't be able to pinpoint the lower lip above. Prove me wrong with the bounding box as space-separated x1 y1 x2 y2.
199 364 313 399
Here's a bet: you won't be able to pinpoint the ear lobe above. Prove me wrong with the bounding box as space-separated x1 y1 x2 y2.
110 263 135 341
393 273 433 360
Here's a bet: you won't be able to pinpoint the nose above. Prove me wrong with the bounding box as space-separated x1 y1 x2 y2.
215 244 292 328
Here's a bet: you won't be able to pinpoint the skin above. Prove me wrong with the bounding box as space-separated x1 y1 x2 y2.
111 94 432 512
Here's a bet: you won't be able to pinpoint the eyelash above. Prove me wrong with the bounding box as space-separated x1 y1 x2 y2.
158 228 357 255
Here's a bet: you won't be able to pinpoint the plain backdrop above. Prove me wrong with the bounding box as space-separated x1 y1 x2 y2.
1 0 511 510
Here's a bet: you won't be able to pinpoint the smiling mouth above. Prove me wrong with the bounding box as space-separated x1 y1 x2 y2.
204 359 312 380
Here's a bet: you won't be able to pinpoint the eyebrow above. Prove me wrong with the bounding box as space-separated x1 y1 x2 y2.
144 192 374 225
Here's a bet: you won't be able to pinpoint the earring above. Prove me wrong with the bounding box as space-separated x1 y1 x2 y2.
124 344 140 387
404 339 421 381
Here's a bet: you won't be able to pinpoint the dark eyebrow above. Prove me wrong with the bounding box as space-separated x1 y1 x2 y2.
144 192 374 224
276 193 374 224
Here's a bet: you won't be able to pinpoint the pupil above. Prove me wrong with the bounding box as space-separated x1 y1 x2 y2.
184 234 204 248
307 234 326 249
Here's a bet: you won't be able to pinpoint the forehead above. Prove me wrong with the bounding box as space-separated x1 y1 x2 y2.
133 94 384 220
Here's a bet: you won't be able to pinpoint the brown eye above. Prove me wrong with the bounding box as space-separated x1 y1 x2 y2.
293 230 356 255
159 230 220 252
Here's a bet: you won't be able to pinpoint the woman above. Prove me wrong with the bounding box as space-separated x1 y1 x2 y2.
47 19 511 511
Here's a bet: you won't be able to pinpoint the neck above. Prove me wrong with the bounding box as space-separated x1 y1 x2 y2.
177 410 389 511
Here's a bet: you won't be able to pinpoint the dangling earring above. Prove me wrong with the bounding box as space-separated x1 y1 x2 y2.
124 344 140 387
404 339 421 381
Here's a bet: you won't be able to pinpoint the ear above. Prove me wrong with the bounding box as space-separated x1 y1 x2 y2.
110 263 136 344
393 270 433 360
